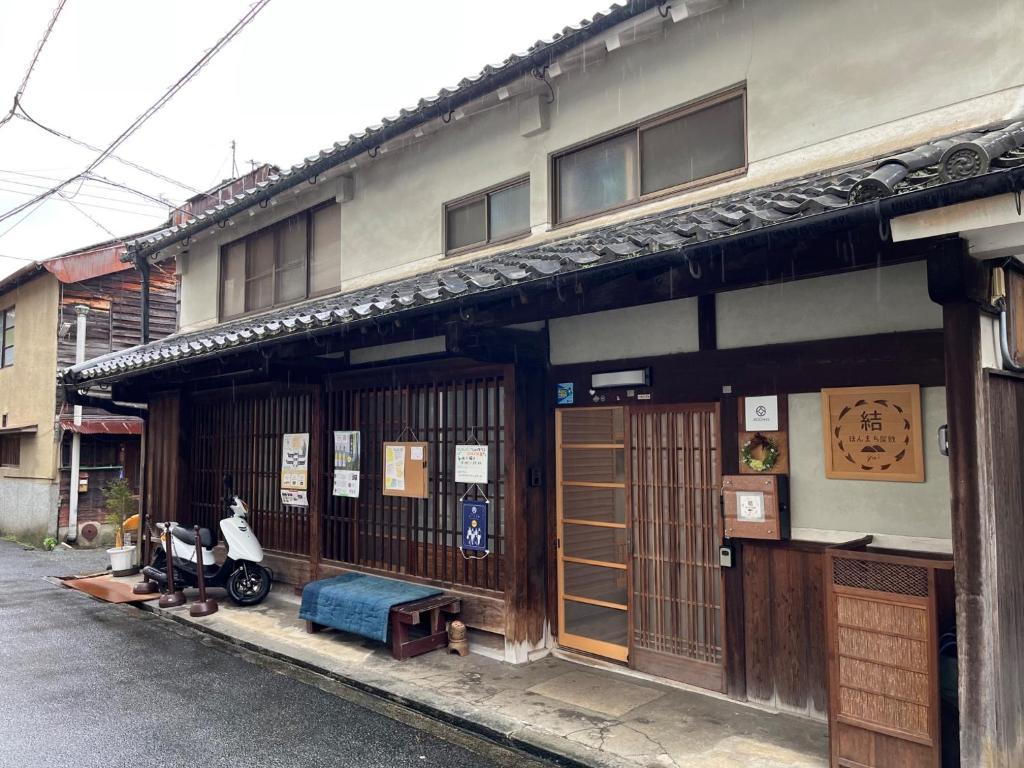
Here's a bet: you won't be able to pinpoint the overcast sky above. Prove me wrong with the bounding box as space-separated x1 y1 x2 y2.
0 0 601 279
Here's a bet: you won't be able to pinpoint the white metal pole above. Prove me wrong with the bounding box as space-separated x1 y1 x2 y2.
66 305 89 543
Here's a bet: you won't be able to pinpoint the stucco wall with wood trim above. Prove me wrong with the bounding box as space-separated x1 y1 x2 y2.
787 387 950 541
176 0 1024 333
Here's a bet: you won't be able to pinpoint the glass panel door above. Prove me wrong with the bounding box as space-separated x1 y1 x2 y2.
556 407 629 661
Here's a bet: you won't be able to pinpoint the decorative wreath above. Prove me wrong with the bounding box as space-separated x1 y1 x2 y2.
741 433 780 472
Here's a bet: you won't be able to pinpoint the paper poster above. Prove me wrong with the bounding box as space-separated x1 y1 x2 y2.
332 431 360 498
333 470 360 498
557 382 574 405
410 445 424 461
385 444 406 491
280 433 309 507
280 489 308 507
455 445 489 484
461 499 488 553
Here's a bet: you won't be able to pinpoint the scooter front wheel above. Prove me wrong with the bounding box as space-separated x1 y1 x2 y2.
226 563 271 606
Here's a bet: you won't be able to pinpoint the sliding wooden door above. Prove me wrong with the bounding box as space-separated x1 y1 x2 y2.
556 407 629 661
628 403 725 691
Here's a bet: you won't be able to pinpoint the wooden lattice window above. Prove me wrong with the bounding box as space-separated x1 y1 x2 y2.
186 389 313 555
323 370 506 593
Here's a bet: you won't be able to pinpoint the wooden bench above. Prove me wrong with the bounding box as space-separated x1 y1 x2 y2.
306 593 461 661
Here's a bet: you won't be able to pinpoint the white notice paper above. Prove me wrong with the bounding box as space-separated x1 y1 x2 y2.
333 469 360 498
455 445 489 484
737 491 766 522
410 446 424 461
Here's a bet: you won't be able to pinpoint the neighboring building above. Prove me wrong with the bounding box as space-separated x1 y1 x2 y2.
61 2 1024 766
0 239 175 545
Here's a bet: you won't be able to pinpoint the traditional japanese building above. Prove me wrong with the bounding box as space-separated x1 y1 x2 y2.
61 2 1024 765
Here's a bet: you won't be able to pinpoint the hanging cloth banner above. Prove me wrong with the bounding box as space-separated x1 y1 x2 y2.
461 498 489 553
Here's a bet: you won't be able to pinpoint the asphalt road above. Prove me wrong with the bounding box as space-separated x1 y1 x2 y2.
0 540 551 768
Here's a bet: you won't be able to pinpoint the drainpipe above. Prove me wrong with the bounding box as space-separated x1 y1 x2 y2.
66 304 89 543
137 256 150 344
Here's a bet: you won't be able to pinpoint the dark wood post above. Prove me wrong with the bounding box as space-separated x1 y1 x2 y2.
189 525 218 617
158 527 186 608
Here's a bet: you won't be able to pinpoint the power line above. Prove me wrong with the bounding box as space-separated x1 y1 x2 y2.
57 190 122 241
13 107 201 194
0 184 168 217
0 0 272 226
0 0 69 129
0 174 169 209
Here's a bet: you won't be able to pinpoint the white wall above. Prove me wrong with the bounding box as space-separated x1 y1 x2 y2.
787 388 950 541
177 0 1024 332
549 297 698 365
717 261 941 349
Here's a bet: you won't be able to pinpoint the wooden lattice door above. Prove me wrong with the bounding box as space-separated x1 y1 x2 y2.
627 404 725 691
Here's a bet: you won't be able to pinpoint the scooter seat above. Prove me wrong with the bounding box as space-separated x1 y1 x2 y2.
171 526 214 549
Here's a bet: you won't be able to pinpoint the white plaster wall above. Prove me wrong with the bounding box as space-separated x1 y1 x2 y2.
787 387 950 540
176 0 1024 332
717 261 940 349
549 297 699 365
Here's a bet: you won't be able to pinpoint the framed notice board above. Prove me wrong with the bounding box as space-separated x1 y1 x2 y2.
821 384 924 482
382 441 429 498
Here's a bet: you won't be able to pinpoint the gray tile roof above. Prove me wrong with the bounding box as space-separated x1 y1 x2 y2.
65 119 1024 385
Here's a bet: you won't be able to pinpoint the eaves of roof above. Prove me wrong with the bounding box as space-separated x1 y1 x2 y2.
123 0 683 261
65 119 1024 387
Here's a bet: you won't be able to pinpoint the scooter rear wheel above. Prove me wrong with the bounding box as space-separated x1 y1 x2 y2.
226 563 271 606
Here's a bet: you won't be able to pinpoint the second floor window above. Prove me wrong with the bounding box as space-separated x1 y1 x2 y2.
0 435 19 467
1 306 13 367
445 177 530 254
554 88 746 224
220 203 341 320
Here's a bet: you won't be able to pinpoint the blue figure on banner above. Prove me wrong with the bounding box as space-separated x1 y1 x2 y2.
461 499 489 553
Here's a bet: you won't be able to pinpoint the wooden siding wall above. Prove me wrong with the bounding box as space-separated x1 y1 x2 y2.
144 392 184 542
57 268 176 417
742 541 828 720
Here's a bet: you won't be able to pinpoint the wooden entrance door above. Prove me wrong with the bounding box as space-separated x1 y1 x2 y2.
556 407 630 661
627 404 725 691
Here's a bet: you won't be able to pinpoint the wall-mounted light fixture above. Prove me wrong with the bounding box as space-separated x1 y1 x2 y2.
591 368 650 389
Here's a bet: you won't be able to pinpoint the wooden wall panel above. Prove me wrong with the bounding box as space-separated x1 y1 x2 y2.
742 541 829 720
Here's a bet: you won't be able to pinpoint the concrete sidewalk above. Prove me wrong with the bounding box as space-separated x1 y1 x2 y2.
111 581 828 768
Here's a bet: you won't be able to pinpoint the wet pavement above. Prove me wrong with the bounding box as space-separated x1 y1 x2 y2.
0 540 551 768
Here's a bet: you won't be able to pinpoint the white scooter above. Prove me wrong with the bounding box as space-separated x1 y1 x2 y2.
142 494 272 606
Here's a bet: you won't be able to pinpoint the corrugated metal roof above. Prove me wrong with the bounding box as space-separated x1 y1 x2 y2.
63 119 1024 386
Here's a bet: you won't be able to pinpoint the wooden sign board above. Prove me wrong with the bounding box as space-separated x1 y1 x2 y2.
382 441 429 498
723 474 789 540
738 395 789 475
821 384 924 482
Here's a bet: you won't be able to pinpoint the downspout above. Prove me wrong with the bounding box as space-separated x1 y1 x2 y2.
137 256 150 345
66 305 89 543
992 265 1024 372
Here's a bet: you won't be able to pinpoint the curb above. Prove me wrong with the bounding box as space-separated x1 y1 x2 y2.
135 600 624 768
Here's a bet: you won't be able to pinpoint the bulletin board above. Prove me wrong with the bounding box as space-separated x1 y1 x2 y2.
382 441 429 498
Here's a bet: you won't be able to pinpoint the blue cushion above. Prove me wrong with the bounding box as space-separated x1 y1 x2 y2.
299 572 443 644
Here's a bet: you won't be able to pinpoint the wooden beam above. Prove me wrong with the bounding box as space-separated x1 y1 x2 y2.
698 293 717 351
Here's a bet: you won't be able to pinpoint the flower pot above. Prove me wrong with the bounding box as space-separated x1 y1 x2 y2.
107 545 136 573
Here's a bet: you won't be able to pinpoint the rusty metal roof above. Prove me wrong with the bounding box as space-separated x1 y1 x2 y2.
63 119 1024 387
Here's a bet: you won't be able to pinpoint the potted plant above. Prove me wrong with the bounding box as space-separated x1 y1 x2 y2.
104 478 137 573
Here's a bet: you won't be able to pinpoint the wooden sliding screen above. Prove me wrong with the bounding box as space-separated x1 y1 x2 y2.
186 388 313 556
322 368 506 593
628 403 725 691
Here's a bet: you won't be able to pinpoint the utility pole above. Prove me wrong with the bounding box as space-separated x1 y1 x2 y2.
230 139 238 178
